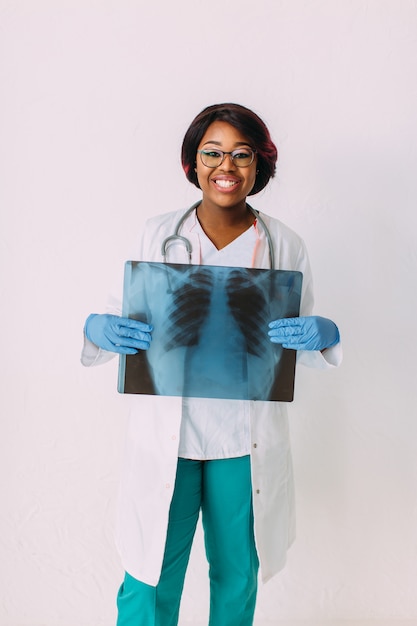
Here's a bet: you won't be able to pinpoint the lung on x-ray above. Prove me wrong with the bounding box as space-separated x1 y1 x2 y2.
118 262 303 401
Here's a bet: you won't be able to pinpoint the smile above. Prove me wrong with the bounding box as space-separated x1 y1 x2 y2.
212 178 240 189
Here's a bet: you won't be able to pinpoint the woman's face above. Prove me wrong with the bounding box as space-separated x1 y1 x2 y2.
195 121 257 211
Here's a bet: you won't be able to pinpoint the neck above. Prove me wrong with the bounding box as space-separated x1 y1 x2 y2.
195 200 256 251
197 200 254 230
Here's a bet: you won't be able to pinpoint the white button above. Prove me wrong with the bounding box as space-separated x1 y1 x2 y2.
171 435 177 440
165 483 171 489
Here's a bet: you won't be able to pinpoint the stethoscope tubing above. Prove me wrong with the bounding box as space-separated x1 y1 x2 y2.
161 202 275 268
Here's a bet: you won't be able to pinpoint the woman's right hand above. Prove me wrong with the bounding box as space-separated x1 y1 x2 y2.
84 314 153 354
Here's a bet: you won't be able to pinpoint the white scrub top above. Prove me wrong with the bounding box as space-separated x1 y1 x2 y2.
81 207 342 586
179 216 258 460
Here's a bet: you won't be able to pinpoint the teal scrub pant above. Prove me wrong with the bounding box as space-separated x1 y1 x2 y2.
116 455 259 626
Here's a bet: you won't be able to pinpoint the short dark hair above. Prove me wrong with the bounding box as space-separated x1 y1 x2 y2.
181 103 278 196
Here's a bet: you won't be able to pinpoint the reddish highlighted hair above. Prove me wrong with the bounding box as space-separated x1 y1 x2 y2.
181 103 278 195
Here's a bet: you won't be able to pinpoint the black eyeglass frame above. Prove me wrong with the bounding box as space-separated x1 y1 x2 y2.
197 148 257 168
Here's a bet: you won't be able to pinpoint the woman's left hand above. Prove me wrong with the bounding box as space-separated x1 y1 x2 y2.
268 316 340 351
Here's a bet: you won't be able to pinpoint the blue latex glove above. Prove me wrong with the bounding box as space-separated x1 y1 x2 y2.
268 316 340 351
84 313 153 354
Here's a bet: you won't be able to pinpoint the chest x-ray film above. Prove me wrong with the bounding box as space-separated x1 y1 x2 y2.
118 262 303 401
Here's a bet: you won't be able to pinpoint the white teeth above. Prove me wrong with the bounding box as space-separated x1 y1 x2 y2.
214 179 238 188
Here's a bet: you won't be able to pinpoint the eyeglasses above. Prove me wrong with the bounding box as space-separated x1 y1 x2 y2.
197 147 256 168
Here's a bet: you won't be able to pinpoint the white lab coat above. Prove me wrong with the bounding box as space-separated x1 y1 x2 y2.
81 208 342 585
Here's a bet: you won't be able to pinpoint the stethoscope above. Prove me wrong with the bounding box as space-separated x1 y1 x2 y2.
161 201 275 269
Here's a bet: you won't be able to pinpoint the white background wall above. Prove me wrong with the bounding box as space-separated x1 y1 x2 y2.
1 1 417 625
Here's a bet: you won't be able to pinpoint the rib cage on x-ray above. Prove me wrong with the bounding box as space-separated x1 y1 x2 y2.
226 269 272 358
118 262 303 401
164 268 213 351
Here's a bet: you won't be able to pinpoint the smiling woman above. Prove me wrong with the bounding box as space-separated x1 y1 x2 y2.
193 121 260 247
179 103 279 250
181 102 277 195
81 102 342 626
